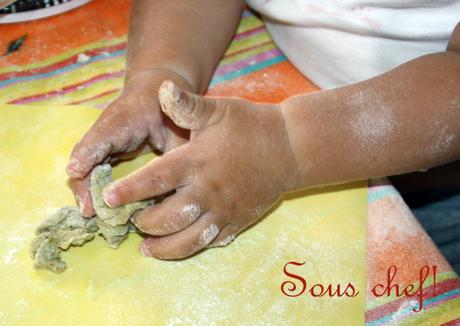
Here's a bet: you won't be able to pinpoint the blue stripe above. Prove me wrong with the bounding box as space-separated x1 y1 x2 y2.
209 55 286 87
366 288 460 326
368 187 401 204
0 49 126 89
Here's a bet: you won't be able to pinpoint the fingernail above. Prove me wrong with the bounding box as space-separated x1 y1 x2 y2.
82 205 95 218
167 81 184 103
140 242 153 257
67 159 82 176
154 141 164 152
103 185 119 208
131 213 142 230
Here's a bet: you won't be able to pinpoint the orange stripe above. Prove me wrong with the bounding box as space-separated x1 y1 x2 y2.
0 0 131 67
0 42 126 81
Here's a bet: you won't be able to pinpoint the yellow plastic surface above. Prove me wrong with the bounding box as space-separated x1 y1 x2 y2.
0 105 366 325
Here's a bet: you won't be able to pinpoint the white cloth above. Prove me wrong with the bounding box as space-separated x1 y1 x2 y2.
246 0 460 89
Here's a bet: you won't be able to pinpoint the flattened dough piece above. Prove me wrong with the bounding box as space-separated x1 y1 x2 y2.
30 165 154 273
90 164 152 248
30 206 98 273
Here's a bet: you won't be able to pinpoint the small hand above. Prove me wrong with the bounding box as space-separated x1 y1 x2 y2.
67 70 192 217
103 80 301 259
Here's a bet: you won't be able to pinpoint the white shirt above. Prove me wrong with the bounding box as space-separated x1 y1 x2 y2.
246 0 460 89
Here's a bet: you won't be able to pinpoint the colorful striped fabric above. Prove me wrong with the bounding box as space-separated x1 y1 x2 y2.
0 10 286 108
365 272 460 325
367 178 460 325
1 6 459 325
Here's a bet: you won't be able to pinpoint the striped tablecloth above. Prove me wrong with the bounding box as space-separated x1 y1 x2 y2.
0 0 458 324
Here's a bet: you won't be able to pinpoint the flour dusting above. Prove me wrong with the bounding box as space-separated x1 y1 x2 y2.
428 122 456 155
199 224 219 246
0 222 30 268
209 234 235 248
348 90 395 144
180 203 201 223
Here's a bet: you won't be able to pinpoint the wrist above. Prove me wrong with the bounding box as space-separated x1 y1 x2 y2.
276 101 305 192
280 94 324 191
123 67 197 96
281 88 375 189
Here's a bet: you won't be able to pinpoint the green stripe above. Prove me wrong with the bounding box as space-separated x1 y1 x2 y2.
397 297 460 326
225 30 270 56
235 15 263 34
221 43 276 65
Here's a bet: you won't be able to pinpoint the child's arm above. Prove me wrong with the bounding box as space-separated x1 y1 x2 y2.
124 0 243 94
281 22 460 187
101 23 460 260
67 0 243 217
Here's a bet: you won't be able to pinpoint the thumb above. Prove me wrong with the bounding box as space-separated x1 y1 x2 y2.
159 80 218 131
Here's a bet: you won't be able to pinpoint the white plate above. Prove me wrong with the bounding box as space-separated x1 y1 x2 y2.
0 0 91 24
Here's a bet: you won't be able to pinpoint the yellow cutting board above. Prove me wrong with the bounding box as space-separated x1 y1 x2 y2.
0 104 366 325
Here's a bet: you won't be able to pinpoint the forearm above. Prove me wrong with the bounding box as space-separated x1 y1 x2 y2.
282 36 460 189
125 0 243 93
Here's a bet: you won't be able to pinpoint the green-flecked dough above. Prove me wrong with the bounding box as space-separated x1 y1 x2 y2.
30 164 154 273
30 206 97 273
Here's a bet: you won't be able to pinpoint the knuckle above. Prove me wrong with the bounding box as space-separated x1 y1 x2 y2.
179 202 202 224
197 223 220 248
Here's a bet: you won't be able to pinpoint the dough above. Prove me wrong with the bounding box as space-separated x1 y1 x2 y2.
90 164 152 248
29 206 98 273
30 164 153 273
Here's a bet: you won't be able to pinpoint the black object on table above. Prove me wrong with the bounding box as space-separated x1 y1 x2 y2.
0 0 73 13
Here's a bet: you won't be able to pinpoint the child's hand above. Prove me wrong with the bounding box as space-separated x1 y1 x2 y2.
102 81 301 259
67 69 193 217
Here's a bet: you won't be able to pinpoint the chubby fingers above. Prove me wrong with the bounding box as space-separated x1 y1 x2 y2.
103 148 191 207
140 212 223 260
132 187 207 236
69 176 95 218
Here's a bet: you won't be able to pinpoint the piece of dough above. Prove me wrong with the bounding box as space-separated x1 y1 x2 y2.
29 206 98 273
90 164 153 248
30 164 153 273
